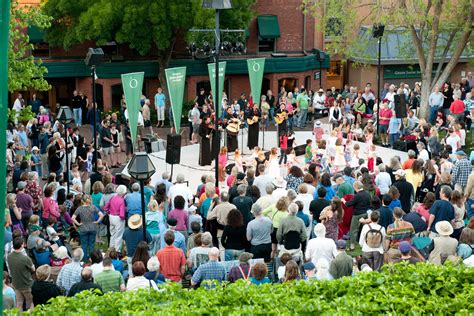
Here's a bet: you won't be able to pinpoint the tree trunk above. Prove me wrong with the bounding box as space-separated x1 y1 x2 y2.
419 76 432 120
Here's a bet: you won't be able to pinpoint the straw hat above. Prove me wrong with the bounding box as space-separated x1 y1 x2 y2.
128 214 143 230
435 221 453 236
272 176 287 188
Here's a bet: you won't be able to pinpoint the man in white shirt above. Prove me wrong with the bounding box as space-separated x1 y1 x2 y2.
375 164 392 195
168 174 194 211
253 165 274 196
255 183 275 211
312 89 326 110
190 102 201 144
417 143 430 163
359 210 385 271
428 85 444 124
12 93 24 124
305 223 338 266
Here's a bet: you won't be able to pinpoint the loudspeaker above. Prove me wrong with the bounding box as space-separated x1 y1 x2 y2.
115 173 130 187
393 140 407 152
372 23 385 38
84 48 105 67
394 94 407 118
294 144 306 156
166 134 181 164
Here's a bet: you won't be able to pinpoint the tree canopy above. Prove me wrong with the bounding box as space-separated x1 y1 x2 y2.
8 1 51 92
305 0 473 119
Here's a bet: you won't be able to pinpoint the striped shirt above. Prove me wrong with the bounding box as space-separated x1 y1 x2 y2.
452 158 471 188
386 220 415 248
94 268 124 293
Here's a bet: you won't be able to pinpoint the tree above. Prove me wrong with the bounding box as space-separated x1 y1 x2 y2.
304 0 473 119
9 1 51 92
43 0 255 95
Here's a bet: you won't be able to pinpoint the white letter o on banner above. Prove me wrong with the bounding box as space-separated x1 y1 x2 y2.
252 62 260 72
129 79 138 89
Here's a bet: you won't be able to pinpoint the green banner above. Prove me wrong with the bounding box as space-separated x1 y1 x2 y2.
0 1 10 312
208 61 226 113
247 58 266 107
165 67 186 134
121 72 144 148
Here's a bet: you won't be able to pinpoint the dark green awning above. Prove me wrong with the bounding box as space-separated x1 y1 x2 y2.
28 26 46 44
257 15 280 39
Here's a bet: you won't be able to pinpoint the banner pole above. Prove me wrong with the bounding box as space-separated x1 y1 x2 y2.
0 0 11 312
214 8 220 188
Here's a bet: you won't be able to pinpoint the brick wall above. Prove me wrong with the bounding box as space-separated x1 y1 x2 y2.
247 0 316 54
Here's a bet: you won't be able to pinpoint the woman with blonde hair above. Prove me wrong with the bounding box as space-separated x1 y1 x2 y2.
218 146 228 182
234 148 244 173
146 197 166 255
267 147 280 178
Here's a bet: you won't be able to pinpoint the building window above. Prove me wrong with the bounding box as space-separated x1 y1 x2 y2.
325 17 342 38
278 78 298 94
258 39 275 53
327 61 342 77
304 76 311 91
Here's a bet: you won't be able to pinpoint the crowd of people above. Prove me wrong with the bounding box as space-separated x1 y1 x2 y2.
3 72 474 311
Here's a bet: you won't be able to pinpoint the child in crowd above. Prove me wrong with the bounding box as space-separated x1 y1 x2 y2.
218 146 228 182
367 144 377 172
188 206 202 235
304 139 313 165
71 164 83 192
312 121 324 143
46 216 63 247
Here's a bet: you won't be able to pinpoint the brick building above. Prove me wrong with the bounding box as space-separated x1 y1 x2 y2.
15 0 330 114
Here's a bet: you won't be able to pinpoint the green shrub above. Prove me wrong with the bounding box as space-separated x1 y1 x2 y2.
6 263 474 315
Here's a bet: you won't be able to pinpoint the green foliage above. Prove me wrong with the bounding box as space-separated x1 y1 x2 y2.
7 263 474 315
7 106 36 124
9 1 52 92
43 0 255 57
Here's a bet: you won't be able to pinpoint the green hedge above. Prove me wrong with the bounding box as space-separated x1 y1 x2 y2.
7 263 474 315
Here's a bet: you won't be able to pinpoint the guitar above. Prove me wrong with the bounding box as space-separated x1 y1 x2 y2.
226 118 242 135
275 112 288 125
247 116 259 125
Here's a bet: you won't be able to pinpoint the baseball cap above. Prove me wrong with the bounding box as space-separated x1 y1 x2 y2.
335 239 347 249
455 150 467 156
303 262 316 271
17 181 26 190
399 241 411 254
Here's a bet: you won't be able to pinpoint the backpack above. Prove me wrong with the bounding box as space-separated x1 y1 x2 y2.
365 224 383 248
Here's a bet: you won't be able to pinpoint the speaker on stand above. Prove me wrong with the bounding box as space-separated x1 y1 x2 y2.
166 133 182 180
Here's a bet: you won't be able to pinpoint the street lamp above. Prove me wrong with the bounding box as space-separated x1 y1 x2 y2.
127 152 156 240
84 48 104 171
202 0 233 188
315 50 325 89
372 23 384 134
57 106 74 194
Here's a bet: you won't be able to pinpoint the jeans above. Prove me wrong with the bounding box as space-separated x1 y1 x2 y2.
466 198 474 220
73 108 82 126
389 133 399 147
109 215 125 252
225 249 244 261
80 230 96 260
298 109 308 128
149 233 161 256
269 107 275 124
279 148 287 164
429 107 439 125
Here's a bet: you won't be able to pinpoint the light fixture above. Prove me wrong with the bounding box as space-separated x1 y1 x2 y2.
128 152 156 181
57 106 74 124
202 0 233 9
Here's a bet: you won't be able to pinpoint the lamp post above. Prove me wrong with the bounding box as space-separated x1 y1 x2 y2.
57 106 74 194
84 48 104 171
372 23 384 135
127 152 156 241
316 50 325 89
202 0 233 188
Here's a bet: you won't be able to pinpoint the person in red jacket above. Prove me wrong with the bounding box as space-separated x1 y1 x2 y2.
449 95 465 122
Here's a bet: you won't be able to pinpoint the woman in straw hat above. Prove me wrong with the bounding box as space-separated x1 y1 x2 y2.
428 221 458 265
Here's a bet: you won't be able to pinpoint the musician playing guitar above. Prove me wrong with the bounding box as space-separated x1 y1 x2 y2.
245 103 261 150
275 102 289 136
224 107 240 152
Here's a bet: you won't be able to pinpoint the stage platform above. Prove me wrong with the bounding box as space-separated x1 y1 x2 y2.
121 128 409 190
